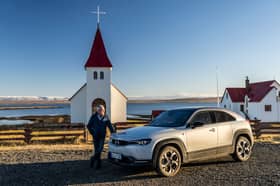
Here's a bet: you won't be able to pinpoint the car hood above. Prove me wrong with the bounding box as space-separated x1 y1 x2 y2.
111 126 175 140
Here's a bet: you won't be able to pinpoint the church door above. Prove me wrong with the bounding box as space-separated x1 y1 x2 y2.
92 98 106 114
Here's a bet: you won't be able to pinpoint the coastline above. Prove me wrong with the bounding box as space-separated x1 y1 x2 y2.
0 99 217 125
0 97 219 105
128 97 220 103
0 106 64 110
0 100 69 105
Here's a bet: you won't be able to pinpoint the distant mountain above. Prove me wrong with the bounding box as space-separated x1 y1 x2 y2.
0 96 69 104
0 96 220 104
0 96 68 101
128 96 220 103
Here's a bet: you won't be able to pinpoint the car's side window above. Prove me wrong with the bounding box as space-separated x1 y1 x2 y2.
190 111 213 126
213 111 236 123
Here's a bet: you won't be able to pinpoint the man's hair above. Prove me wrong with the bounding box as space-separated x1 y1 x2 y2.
97 105 105 111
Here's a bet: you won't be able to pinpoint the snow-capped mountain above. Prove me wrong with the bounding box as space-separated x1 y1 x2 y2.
0 96 68 101
128 94 217 101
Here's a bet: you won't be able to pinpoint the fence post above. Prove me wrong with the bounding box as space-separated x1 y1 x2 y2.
255 121 261 139
83 123 87 143
24 125 32 144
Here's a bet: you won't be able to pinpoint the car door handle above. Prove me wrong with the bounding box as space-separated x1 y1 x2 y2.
209 128 215 132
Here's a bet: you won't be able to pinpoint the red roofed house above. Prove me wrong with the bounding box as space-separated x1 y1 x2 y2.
221 77 280 122
69 25 127 123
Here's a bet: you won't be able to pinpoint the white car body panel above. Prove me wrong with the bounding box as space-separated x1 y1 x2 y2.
185 125 218 152
217 122 234 146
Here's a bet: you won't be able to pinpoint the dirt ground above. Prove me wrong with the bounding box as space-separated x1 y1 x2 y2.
0 142 279 186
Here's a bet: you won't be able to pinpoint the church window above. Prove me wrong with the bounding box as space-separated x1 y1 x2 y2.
100 71 104 80
93 71 98 79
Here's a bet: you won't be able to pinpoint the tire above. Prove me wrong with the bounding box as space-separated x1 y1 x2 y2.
232 136 252 162
155 146 181 177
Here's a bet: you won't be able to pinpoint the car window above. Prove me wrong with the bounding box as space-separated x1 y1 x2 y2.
213 111 236 123
190 111 213 126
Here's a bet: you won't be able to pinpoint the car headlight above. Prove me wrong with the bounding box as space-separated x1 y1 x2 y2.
131 139 152 145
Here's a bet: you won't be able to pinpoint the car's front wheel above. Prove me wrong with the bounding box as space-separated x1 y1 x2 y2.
155 146 181 177
232 136 252 161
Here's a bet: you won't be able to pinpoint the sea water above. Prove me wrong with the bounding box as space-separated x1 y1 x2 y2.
0 102 216 125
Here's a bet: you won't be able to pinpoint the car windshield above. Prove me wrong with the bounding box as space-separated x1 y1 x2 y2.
149 109 195 127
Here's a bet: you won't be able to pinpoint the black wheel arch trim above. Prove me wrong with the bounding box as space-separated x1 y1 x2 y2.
232 129 253 152
152 138 187 167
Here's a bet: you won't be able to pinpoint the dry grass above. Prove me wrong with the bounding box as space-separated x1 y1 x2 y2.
255 134 280 144
0 131 83 140
0 129 24 134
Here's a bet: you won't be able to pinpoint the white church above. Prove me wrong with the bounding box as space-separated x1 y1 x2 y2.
69 24 127 124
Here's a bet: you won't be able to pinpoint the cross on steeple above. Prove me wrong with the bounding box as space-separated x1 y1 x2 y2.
91 5 106 24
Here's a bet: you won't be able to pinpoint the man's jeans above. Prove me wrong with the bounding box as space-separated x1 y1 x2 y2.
93 137 105 161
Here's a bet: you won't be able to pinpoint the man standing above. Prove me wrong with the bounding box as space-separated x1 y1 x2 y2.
87 105 115 169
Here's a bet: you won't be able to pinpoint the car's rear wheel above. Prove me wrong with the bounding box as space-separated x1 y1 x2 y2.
232 136 252 161
156 146 181 177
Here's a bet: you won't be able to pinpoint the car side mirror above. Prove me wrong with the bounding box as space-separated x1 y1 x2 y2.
190 121 204 129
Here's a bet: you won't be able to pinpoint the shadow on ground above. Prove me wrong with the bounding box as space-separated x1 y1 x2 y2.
0 159 159 185
0 158 238 185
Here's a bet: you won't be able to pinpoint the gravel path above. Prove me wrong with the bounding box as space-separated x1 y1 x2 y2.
0 143 279 186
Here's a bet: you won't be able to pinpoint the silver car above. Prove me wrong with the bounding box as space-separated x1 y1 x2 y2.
108 107 254 177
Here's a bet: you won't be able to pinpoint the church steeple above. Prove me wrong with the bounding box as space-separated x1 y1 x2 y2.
84 26 112 68
70 6 127 124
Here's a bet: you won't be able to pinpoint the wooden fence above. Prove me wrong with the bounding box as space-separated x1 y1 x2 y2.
0 123 86 144
0 121 149 144
0 120 279 144
250 121 280 139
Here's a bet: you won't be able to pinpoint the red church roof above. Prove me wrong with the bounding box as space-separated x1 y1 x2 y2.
224 80 276 103
84 27 112 68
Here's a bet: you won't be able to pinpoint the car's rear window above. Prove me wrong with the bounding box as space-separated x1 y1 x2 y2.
213 111 236 123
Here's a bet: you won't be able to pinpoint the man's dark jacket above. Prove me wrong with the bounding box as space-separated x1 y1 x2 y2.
87 113 115 139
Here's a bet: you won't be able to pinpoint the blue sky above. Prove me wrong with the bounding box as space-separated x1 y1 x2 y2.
1 0 280 97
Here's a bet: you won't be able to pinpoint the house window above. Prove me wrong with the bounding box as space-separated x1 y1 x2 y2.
240 105 244 112
100 71 104 80
226 93 228 99
224 105 226 108
93 71 98 80
264 105 272 112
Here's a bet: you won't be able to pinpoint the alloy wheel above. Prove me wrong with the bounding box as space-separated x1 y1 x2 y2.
236 137 251 161
159 149 180 175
